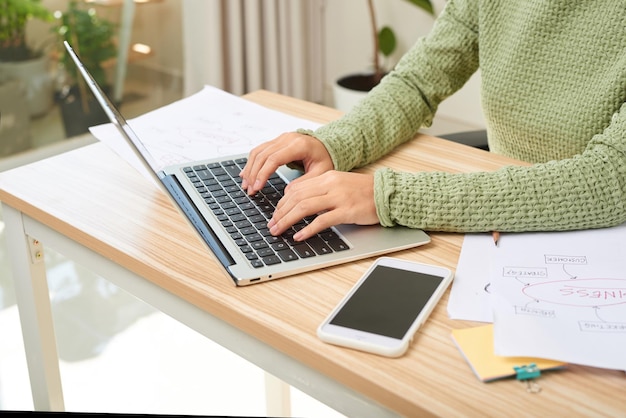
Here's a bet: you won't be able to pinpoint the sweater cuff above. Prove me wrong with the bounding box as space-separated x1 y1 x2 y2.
374 168 397 227
295 128 315 136
296 128 343 172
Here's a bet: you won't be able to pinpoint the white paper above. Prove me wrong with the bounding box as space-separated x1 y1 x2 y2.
489 224 626 370
89 85 321 180
447 233 496 322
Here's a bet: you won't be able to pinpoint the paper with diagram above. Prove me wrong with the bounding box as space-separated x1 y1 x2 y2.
489 224 626 370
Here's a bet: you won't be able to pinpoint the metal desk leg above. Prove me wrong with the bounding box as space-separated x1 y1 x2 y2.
3 204 64 411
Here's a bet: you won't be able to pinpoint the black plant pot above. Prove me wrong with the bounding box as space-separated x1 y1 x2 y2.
336 73 384 92
333 72 388 113
56 85 114 138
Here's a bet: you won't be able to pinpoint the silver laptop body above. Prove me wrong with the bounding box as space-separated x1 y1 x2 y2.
64 41 430 286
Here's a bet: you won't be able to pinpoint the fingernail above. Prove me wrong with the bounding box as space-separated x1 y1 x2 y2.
253 179 262 190
293 231 303 241
267 219 276 229
241 178 248 189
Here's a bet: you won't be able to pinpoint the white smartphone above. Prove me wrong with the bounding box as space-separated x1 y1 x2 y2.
317 257 453 357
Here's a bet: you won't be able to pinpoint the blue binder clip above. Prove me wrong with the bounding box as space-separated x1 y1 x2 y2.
514 363 542 393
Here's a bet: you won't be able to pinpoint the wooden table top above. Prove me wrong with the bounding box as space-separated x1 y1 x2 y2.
1 90 624 417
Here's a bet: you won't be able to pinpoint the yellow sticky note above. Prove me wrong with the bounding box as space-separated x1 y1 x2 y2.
451 324 566 382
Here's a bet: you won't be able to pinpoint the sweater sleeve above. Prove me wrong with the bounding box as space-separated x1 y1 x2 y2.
375 101 626 232
313 0 480 172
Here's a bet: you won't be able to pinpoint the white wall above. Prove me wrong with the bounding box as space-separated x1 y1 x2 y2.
322 0 438 90
128 0 184 79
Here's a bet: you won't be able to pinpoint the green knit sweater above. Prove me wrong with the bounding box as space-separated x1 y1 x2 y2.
309 0 626 233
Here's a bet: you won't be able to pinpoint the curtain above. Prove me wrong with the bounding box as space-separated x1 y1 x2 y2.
182 0 325 103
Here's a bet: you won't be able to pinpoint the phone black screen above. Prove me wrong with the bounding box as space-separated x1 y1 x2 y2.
329 265 444 339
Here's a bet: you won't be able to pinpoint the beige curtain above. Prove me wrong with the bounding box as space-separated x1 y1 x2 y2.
182 0 325 103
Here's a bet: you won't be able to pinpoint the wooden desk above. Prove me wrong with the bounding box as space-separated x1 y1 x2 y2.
1 91 624 417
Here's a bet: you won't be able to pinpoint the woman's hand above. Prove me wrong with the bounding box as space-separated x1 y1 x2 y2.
240 131 334 195
268 171 379 241
241 131 379 240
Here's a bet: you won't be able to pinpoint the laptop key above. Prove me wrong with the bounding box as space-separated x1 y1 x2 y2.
293 243 316 258
230 214 247 223
196 170 212 181
251 241 269 250
215 194 231 205
262 255 281 266
224 185 241 193
265 235 283 244
246 233 264 243
225 207 241 216
249 214 266 224
281 229 297 244
214 193 229 201
223 164 241 178
235 220 252 229
258 228 272 237
306 236 332 255
235 196 251 205
257 248 275 258
265 192 281 204
210 167 227 176
327 239 349 252
271 241 290 251
277 249 298 262
239 226 257 236
243 208 261 217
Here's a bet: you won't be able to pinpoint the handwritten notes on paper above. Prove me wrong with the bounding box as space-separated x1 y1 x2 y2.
89 85 321 180
449 223 626 370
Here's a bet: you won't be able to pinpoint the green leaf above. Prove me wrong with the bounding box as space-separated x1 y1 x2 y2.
378 26 396 57
403 0 435 16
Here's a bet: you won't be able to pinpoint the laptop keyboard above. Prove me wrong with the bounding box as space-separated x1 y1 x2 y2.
183 158 349 268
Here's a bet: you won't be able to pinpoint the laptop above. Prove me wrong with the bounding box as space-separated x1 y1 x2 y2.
64 41 430 286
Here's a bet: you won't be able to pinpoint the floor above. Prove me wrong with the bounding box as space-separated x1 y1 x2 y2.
0 68 348 417
0 66 468 416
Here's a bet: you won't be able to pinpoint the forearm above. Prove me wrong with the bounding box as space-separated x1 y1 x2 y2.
315 0 479 172
375 105 626 232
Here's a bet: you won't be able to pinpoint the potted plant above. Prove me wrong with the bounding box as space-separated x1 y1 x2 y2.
0 72 32 157
53 0 117 138
0 0 55 118
333 0 435 112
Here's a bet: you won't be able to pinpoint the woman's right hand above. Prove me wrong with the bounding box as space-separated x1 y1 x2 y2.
239 131 334 195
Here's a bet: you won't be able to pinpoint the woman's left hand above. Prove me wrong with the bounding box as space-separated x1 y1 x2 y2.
267 170 379 241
